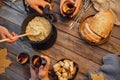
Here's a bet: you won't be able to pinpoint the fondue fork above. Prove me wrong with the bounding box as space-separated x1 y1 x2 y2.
69 0 92 30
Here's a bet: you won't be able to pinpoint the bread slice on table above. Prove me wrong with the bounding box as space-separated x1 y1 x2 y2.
90 10 115 38
79 10 114 45
79 16 103 45
84 23 102 43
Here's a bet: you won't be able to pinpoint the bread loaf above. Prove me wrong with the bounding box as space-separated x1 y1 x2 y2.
79 10 114 45
84 23 102 43
90 10 115 38
80 17 102 43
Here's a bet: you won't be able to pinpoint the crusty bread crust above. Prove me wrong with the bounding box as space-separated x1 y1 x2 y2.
79 16 102 44
90 10 115 38
84 23 102 43
79 16 111 45
80 17 102 43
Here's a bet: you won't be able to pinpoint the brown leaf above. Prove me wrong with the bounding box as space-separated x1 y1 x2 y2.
0 48 12 74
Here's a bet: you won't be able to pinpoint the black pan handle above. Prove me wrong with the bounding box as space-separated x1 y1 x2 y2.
43 5 57 23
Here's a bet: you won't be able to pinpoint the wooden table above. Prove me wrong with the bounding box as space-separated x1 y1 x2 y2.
0 0 120 80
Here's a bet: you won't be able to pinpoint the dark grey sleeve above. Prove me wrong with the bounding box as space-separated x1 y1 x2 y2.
100 54 120 80
88 54 120 80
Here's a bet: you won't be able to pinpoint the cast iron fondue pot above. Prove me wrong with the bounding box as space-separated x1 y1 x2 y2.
21 13 57 50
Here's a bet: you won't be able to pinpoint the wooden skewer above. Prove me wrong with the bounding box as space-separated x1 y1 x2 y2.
0 33 30 43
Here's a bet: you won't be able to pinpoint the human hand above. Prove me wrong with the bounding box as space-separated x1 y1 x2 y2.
70 0 82 18
29 55 50 80
0 26 18 43
60 0 82 17
88 54 120 80
26 0 52 14
38 55 50 80
29 65 39 80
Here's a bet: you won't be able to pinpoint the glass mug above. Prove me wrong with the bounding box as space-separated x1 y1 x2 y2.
31 55 47 68
17 52 46 68
16 52 29 64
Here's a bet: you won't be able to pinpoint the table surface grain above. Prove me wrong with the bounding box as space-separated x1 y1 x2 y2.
0 0 120 80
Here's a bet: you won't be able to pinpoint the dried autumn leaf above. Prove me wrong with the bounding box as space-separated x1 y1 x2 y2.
0 48 12 74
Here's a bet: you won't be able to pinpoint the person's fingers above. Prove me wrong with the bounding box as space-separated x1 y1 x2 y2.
0 26 17 42
46 3 52 10
35 6 43 14
60 0 67 5
3 32 14 42
11 32 16 36
60 0 67 16
44 2 52 10
7 39 17 43
11 32 18 39
5 31 13 39
0 31 13 42
41 55 50 66
38 65 45 79
39 65 44 70
38 1 52 10
70 0 81 17
1 34 7 39
69 0 75 3
30 65 38 77
10 37 18 43
7 32 18 42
